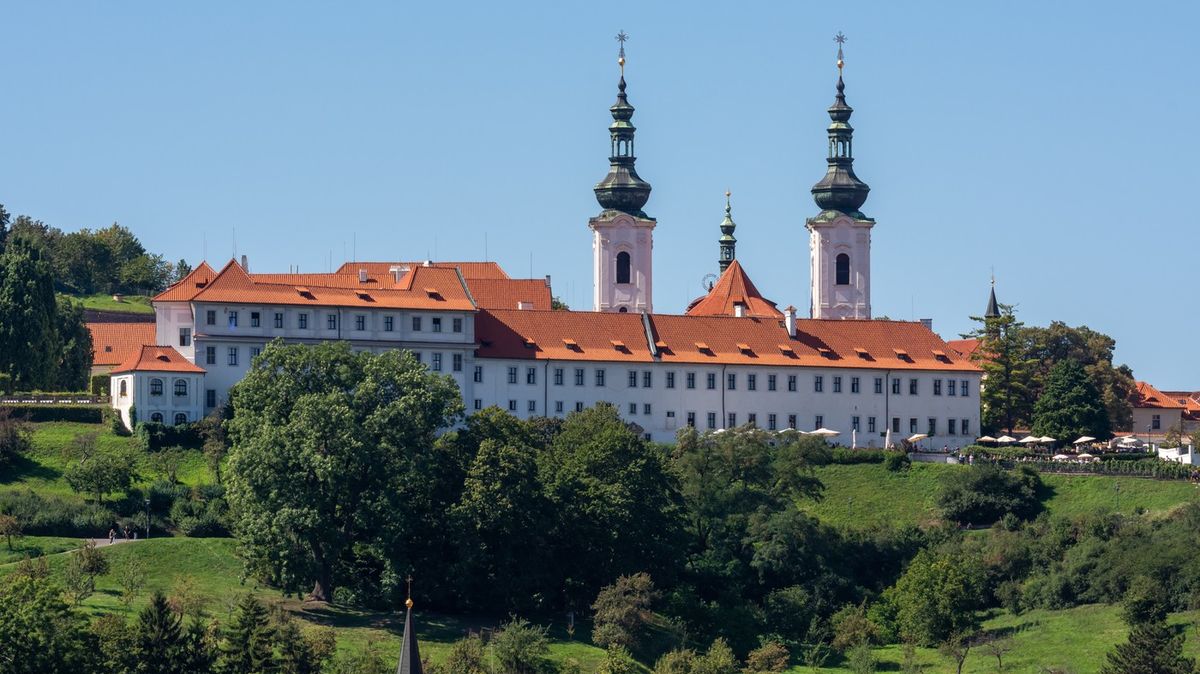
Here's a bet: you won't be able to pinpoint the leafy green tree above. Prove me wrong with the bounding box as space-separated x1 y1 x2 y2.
846 643 877 674
0 571 94 673
119 253 171 294
276 614 327 674
1120 576 1169 626
0 203 9 251
0 234 61 389
1100 618 1195 674
173 259 193 282
831 602 878 652
653 648 698 674
491 616 551 674
884 548 982 646
130 592 187 674
744 642 790 673
225 340 462 601
1032 359 1111 441
936 465 1041 525
0 513 21 551
220 594 275 674
0 407 32 469
965 304 1036 434
118 556 148 607
692 637 739 674
592 572 659 650
597 645 640 674
436 635 488 674
64 450 134 503
1026 322 1135 433
53 298 92 391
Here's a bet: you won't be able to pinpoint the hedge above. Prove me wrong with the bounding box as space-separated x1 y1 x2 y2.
90 374 111 396
0 404 104 423
996 458 1195 481
0 489 117 537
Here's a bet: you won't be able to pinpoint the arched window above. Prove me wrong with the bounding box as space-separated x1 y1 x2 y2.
119 380 128 397
174 379 188 396
150 412 164 423
618 306 629 313
174 413 188 425
835 253 851 286
616 251 631 284
150 378 163 396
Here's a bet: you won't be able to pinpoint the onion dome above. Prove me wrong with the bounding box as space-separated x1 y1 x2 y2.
811 35 870 216
594 34 652 217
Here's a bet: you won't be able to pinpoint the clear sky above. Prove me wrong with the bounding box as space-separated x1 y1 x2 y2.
2 2 1197 387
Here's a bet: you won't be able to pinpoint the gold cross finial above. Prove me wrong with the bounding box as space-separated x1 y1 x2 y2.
405 575 414 609
834 32 846 72
616 30 628 74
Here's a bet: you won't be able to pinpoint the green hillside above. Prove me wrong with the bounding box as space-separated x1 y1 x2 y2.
68 292 155 314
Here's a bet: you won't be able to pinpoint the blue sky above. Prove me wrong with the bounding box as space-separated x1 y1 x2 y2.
2 2 1197 388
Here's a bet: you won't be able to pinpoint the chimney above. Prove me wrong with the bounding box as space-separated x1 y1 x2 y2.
545 275 551 287
733 303 745 318
785 305 797 338
240 254 249 271
920 318 934 331
358 269 368 283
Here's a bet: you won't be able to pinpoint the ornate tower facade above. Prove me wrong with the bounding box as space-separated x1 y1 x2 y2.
806 34 874 320
590 35 655 313
718 191 737 273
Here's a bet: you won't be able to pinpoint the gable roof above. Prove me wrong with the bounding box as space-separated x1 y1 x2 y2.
476 309 653 362
685 260 782 319
1132 381 1187 409
153 262 217 302
88 322 156 366
111 345 205 374
191 260 475 311
946 338 982 359
336 261 510 280
467 278 553 311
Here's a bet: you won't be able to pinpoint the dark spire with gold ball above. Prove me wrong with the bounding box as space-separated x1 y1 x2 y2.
811 32 871 217
718 191 737 273
594 30 653 218
396 576 423 674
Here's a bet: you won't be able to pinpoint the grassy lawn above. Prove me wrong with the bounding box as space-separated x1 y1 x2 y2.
66 292 155 314
798 462 1200 529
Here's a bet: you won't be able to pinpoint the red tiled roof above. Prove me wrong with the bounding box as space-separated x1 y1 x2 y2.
88 322 156 366
153 262 217 302
1132 381 1186 409
946 338 982 359
111 346 205 374
476 309 653 362
467 278 553 311
190 260 475 310
685 260 782 319
335 261 510 280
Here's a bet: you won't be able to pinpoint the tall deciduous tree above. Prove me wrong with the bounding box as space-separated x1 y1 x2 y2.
54 298 92 391
225 340 461 601
0 235 60 389
0 571 94 673
1032 359 1111 441
1026 322 1135 432
965 305 1036 434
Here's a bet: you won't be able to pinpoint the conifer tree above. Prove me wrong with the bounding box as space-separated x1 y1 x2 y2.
1032 359 1111 441
220 594 276 674
965 304 1036 434
0 235 61 389
131 592 186 674
1100 618 1195 674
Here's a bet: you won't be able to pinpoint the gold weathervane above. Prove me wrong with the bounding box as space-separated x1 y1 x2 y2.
616 30 629 74
834 31 846 73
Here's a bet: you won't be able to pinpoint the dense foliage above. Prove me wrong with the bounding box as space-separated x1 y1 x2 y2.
936 464 1042 525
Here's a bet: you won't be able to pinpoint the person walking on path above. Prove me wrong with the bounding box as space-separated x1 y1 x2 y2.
108 528 116 545
123 526 130 540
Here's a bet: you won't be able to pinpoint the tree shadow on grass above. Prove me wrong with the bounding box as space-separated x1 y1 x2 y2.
0 453 61 484
294 604 497 643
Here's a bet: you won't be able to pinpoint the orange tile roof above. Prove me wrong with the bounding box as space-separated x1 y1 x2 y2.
476 309 653 362
111 345 205 374
466 278 553 310
153 262 217 302
335 261 510 280
946 338 982 359
1132 381 1186 409
88 322 156 366
685 260 783 319
190 260 475 310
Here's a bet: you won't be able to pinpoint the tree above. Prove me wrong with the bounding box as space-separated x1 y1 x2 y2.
0 234 60 389
118 556 148 607
168 575 210 621
591 572 660 650
846 643 877 674
130 592 187 674
225 340 462 602
551 295 569 310
1120 576 1169 626
0 571 94 673
744 642 790 673
938 633 972 674
692 638 739 674
64 450 134 503
1026 322 1135 433
0 513 22 550
219 594 275 674
978 635 1013 672
62 551 95 606
53 298 92 391
1032 360 1111 442
884 549 982 646
936 465 1042 526
491 617 551 674
597 646 640 674
1100 618 1195 674
436 635 488 674
174 259 193 282
965 304 1036 434
119 253 171 294
0 202 8 252
0 407 32 469
831 602 878 652
276 613 329 674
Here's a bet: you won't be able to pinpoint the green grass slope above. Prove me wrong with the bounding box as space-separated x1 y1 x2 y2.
68 292 155 314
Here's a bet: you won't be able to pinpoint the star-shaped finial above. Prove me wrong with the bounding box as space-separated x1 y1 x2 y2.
615 30 629 72
834 31 847 45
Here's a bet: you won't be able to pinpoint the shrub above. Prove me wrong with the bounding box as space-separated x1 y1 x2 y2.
592 572 659 650
0 408 32 468
937 465 1042 525
883 451 911 472
0 490 116 537
745 641 790 673
0 373 12 394
830 448 888 464
491 617 551 674
0 404 103 423
89 374 110 396
831 603 878 651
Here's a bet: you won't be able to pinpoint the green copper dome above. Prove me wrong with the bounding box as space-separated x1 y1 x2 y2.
811 74 870 216
594 74 653 217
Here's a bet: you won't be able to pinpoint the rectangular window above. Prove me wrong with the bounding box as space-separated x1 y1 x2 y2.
354 315 366 331
432 353 443 371
473 365 483 383
933 379 943 396
412 316 422 331
892 378 900 395
250 312 260 328
948 379 957 396
206 310 216 325
728 412 737 428
814 376 824 393
948 419 957 436
554 368 564 386
706 373 717 390
788 414 797 429
768 414 777 431
727 373 737 390
909 378 918 395
1152 414 1161 430
474 399 482 410
629 403 637 415
413 352 421 363
452 354 463 372
928 418 937 436
962 419 970 436
205 346 216 365
629 371 638 388
508 400 517 411
298 313 308 329
205 389 216 408
815 415 824 429
526 367 536 385
179 328 191 347
910 418 918 433
227 347 239 367
833 376 842 393
868 416 877 433
595 369 606 387
528 400 536 413
575 402 584 412
274 312 284 329
851 377 860 393
768 374 777 391
642 371 652 388
666 372 676 389
432 317 443 332
892 417 901 433
643 403 651 415
327 313 338 330
250 346 262 359
707 412 717 430
686 372 696 389
687 412 696 427
575 368 585 386
555 401 564 414
452 317 463 333
961 379 970 397
747 374 757 391
384 316 394 332
228 311 239 328
788 375 797 392
747 413 756 427
874 377 883 394
507 367 518 384
852 416 861 431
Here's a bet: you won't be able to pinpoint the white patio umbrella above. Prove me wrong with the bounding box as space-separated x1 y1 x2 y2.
1039 436 1057 444
1077 453 1096 460
810 428 840 437
1073 436 1096 445
851 429 857 449
1119 436 1142 446
976 436 998 443
1019 435 1041 444
1052 453 1071 460
907 433 928 443
995 435 1018 444
884 428 893 449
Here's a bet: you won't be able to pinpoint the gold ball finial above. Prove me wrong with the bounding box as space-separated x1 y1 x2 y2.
405 597 414 609
725 190 731 198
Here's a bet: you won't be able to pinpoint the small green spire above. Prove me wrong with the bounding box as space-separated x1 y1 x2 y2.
718 190 737 273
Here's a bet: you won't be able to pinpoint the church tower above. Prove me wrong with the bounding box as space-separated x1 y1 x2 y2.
807 33 874 320
590 32 655 313
718 191 737 273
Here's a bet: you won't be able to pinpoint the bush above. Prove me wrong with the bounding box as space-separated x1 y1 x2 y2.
883 451 911 472
0 404 103 423
89 374 110 396
745 642 790 672
0 408 32 468
491 617 551 674
136 421 202 452
0 490 116 537
830 448 888 464
0 373 12 394
937 465 1042 525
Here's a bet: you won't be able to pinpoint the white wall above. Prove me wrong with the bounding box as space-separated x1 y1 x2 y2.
111 371 204 429
807 214 872 319
590 212 655 313
155 301 196 361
